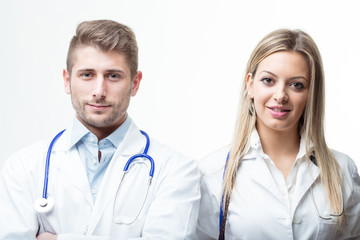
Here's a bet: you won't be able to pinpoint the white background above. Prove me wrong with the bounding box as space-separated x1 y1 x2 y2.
0 0 359 170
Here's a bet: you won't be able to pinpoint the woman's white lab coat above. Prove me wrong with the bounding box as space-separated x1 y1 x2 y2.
0 121 200 240
196 142 360 239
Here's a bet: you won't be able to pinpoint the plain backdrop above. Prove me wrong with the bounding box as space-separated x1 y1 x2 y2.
0 0 359 170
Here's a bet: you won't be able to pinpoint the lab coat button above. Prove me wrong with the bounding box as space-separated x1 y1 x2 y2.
293 216 302 224
91 189 97 194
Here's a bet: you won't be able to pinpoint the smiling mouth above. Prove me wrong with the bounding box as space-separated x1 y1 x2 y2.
268 107 290 112
88 104 110 110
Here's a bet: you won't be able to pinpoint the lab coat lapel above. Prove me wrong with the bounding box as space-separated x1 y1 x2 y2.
51 129 93 208
87 122 146 233
291 160 319 216
246 155 283 199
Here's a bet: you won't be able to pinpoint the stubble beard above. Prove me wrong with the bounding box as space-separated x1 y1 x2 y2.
72 97 127 129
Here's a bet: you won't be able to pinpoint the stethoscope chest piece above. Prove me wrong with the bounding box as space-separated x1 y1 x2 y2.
34 197 54 213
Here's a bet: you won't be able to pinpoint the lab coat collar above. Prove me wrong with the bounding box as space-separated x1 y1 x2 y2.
292 158 319 216
291 129 319 215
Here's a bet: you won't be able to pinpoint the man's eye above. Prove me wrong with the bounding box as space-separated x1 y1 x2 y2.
106 73 123 81
109 74 119 79
81 73 93 78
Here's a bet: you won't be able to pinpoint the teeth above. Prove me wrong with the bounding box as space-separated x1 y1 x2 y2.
272 108 286 112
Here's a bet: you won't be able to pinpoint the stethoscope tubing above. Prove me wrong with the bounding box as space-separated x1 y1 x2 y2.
123 153 155 177
122 130 154 178
219 153 229 234
36 128 154 215
42 129 66 199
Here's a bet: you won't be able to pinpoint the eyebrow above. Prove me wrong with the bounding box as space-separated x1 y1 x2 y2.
76 68 94 72
261 70 308 82
76 68 126 74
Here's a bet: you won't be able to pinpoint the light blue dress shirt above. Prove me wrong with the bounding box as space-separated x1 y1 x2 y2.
68 116 131 203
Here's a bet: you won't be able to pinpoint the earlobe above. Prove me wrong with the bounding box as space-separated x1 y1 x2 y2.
63 69 71 94
246 73 254 99
131 71 142 97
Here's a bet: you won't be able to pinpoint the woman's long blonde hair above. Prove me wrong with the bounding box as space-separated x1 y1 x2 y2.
220 29 343 238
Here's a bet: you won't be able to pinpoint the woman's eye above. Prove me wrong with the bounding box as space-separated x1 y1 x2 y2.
291 82 305 90
261 78 273 85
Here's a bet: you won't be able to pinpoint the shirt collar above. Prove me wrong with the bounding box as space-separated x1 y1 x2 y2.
243 128 311 161
241 129 260 160
249 129 261 151
295 128 312 161
68 116 131 149
106 116 131 148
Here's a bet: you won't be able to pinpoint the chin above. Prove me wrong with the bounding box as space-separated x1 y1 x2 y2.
267 122 298 133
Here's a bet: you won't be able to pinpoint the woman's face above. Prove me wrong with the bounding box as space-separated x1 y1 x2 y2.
247 51 310 134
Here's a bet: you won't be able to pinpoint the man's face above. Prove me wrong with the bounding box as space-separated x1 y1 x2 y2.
63 46 142 137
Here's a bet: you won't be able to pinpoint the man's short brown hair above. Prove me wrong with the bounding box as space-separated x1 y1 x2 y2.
66 20 138 79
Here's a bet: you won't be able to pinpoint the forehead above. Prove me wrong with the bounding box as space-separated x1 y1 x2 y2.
71 45 130 73
257 51 309 78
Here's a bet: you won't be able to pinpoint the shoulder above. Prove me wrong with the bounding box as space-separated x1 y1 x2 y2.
128 119 196 167
331 149 360 194
331 149 359 177
1 140 49 176
198 146 229 176
6 141 48 163
150 138 193 161
148 138 199 173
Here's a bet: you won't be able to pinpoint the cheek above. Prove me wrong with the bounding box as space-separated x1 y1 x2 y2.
71 82 92 96
110 84 132 100
294 93 309 114
252 86 272 107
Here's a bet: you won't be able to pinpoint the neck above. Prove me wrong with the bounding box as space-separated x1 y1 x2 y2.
256 123 300 178
77 115 126 142
91 126 119 141
257 124 300 156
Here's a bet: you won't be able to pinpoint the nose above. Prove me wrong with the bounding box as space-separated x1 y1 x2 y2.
92 76 106 102
273 83 288 103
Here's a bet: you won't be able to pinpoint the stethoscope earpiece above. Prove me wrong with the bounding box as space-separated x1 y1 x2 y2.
34 197 54 213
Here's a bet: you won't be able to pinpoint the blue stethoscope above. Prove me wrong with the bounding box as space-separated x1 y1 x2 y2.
218 152 343 238
34 129 155 215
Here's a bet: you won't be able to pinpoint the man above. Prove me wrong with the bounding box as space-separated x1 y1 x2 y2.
0 20 200 240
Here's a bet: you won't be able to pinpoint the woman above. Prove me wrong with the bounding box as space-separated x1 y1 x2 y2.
197 29 360 240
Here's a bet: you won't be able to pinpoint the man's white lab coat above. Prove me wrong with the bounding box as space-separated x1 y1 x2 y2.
0 121 200 240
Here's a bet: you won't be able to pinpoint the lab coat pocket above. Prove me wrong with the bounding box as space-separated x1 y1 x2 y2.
112 160 151 225
316 218 337 240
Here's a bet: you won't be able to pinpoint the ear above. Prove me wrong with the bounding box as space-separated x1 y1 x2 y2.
63 69 71 94
246 73 254 99
131 71 142 97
